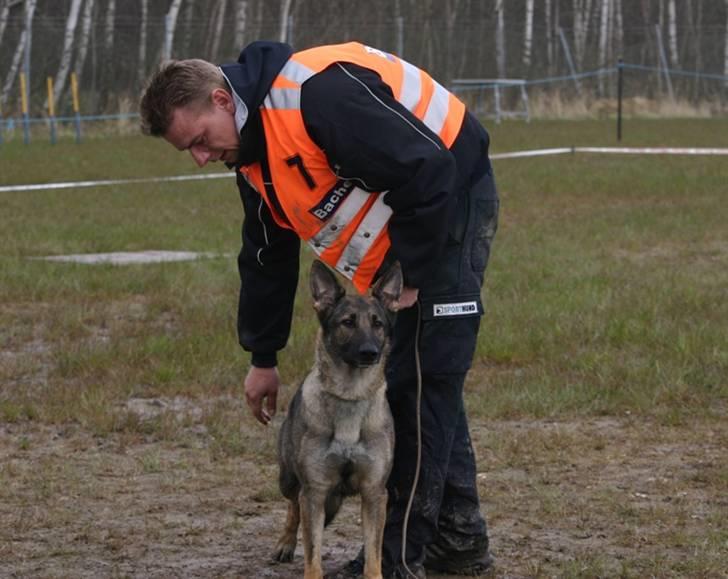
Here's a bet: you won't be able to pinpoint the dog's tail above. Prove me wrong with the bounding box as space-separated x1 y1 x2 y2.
324 487 345 527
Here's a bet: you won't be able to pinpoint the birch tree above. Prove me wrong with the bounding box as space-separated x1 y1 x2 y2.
573 0 593 67
1 0 38 110
98 0 115 109
598 0 610 95
667 0 679 67
724 0 728 86
522 0 535 72
0 0 10 50
137 0 147 86
51 0 83 106
209 0 227 61
162 0 183 62
74 0 95 82
234 0 248 50
545 0 553 74
495 0 506 77
279 0 293 43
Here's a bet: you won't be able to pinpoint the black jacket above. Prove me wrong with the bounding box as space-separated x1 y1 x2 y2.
224 42 494 367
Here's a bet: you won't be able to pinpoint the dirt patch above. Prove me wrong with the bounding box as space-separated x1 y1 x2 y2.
1 403 726 578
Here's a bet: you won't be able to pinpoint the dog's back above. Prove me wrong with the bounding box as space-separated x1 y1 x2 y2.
273 261 402 578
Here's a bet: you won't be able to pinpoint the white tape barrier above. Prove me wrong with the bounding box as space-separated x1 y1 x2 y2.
2 147 728 193
0 172 233 193
34 250 227 265
492 146 728 159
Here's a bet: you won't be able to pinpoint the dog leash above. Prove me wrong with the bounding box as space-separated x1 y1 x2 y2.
400 300 423 579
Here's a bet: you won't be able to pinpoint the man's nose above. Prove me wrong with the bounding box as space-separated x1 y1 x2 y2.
190 146 210 167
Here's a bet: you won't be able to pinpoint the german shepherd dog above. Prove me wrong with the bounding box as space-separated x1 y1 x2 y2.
272 260 402 579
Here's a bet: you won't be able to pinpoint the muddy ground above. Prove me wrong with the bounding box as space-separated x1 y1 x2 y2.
1 397 726 578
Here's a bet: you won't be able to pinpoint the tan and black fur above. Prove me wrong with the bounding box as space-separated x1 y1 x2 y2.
272 260 402 579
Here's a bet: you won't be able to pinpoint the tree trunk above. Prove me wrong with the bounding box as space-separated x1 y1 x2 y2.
279 0 293 43
137 0 147 87
209 0 227 61
598 0 609 95
1 0 37 110
614 0 623 58
667 0 679 67
522 0 535 73
234 0 248 50
724 0 728 86
545 0 553 74
162 0 183 62
0 0 10 50
52 0 83 106
98 0 115 110
573 0 593 67
75 0 95 82
180 0 195 57
495 0 506 78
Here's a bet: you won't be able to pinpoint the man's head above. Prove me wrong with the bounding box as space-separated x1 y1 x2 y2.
140 59 241 167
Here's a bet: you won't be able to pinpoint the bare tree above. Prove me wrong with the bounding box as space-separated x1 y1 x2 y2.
180 0 195 57
234 0 248 50
1 0 38 110
667 0 679 67
598 0 610 95
74 0 95 82
98 0 116 109
0 0 10 49
614 0 623 58
495 0 506 77
545 0 554 74
51 0 83 106
162 0 183 62
279 0 293 43
522 0 535 72
209 0 227 61
137 0 147 86
725 0 728 86
573 0 594 67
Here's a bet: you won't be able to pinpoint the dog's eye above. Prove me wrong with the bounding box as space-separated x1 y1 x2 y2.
371 317 384 329
341 317 356 328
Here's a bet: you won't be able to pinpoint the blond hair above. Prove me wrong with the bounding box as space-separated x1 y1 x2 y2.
140 59 228 136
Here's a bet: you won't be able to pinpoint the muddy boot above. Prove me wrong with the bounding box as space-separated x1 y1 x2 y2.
424 543 494 576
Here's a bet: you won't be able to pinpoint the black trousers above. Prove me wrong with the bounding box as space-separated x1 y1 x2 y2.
382 169 499 572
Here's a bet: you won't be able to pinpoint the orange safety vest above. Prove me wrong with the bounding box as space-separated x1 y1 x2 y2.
238 42 466 293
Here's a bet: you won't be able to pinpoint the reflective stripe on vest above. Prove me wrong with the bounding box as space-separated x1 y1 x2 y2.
239 43 465 293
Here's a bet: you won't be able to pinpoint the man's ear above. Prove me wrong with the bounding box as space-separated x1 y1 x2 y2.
211 88 234 113
310 261 345 317
372 261 403 312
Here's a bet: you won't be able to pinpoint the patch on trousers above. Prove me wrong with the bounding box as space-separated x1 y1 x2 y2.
432 301 479 317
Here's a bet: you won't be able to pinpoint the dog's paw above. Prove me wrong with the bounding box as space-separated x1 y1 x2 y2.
271 541 296 563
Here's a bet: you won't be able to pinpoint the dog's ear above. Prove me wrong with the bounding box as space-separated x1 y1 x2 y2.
372 261 403 312
310 261 345 315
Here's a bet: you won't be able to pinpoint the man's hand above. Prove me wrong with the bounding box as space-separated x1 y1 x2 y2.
244 366 280 425
395 286 419 310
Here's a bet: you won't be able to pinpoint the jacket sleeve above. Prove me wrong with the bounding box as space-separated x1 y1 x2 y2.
299 62 459 288
236 172 300 367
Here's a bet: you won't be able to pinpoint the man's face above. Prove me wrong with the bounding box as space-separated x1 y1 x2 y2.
164 88 240 167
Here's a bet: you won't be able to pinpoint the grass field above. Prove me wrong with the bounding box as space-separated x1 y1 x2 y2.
1 119 727 577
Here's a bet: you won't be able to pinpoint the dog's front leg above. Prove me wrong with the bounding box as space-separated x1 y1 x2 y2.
361 487 388 579
272 496 300 562
299 487 327 579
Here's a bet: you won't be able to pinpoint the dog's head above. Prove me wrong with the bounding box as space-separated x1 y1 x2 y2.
310 261 403 369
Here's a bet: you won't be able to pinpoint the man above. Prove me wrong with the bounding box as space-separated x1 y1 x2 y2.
140 41 498 578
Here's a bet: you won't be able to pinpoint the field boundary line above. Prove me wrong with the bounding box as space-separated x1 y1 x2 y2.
0 172 233 193
3 147 728 192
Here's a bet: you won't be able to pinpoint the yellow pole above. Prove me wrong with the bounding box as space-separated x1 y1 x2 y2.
70 72 82 143
47 76 57 144
46 77 55 117
19 73 28 114
70 72 80 113
20 72 30 143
